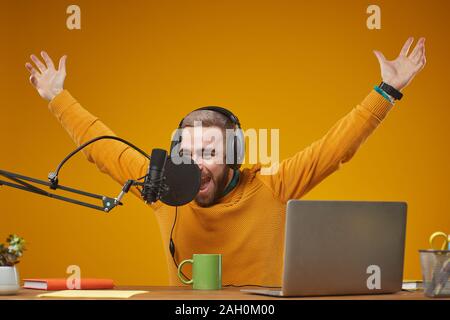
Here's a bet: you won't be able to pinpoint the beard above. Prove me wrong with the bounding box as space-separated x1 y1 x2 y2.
194 165 230 207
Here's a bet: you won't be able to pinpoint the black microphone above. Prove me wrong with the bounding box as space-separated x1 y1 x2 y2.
141 149 201 206
142 149 168 204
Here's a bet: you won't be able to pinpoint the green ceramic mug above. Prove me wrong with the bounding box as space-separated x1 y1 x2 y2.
177 254 222 290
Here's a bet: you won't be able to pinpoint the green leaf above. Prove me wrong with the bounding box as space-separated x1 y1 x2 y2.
1 235 26 266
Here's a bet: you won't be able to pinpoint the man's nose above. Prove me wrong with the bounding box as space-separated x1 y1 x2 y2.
192 154 203 168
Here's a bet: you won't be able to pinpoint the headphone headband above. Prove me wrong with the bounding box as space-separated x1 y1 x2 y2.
177 106 241 129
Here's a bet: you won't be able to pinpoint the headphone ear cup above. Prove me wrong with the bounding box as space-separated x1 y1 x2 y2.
226 128 245 170
225 129 235 169
170 140 177 156
234 128 245 169
170 129 182 157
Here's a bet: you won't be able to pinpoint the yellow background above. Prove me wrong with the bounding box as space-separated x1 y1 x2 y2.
1 0 449 285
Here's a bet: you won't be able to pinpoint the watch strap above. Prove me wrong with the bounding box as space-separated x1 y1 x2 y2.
379 82 403 100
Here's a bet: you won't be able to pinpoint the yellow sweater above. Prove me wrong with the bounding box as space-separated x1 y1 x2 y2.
48 90 393 286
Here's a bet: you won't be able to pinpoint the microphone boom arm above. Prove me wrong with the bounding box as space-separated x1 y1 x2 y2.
0 136 153 212
0 169 134 212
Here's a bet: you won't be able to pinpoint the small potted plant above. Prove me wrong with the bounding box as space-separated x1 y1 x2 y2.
0 234 26 295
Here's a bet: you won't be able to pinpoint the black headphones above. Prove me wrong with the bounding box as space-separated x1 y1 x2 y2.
170 106 245 170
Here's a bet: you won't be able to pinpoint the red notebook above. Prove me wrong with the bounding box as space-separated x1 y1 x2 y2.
23 278 115 290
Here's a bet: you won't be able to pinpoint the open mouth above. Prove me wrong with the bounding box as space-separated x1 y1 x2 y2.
199 175 212 192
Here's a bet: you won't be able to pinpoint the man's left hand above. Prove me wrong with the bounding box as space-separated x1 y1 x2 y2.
374 37 426 91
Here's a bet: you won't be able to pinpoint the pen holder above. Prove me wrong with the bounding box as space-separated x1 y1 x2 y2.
419 250 450 298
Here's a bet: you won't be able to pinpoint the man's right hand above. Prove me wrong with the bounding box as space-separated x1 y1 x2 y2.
25 51 67 101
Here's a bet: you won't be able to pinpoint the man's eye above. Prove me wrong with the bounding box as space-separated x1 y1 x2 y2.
179 149 192 158
203 149 216 159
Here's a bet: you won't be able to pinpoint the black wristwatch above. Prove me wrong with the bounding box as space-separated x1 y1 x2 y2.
379 82 403 101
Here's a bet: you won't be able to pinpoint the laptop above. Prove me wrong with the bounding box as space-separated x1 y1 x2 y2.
242 200 407 297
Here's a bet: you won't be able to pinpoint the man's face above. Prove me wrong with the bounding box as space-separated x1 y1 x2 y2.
179 126 231 207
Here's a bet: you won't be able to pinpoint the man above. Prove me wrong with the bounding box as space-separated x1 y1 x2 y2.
25 37 426 286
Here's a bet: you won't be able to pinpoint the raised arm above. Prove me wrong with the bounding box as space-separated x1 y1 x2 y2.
25 52 149 200
258 37 426 203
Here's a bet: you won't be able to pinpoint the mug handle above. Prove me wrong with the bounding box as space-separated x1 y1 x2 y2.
177 259 194 285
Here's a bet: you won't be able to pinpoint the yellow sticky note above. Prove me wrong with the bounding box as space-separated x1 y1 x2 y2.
37 290 148 299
